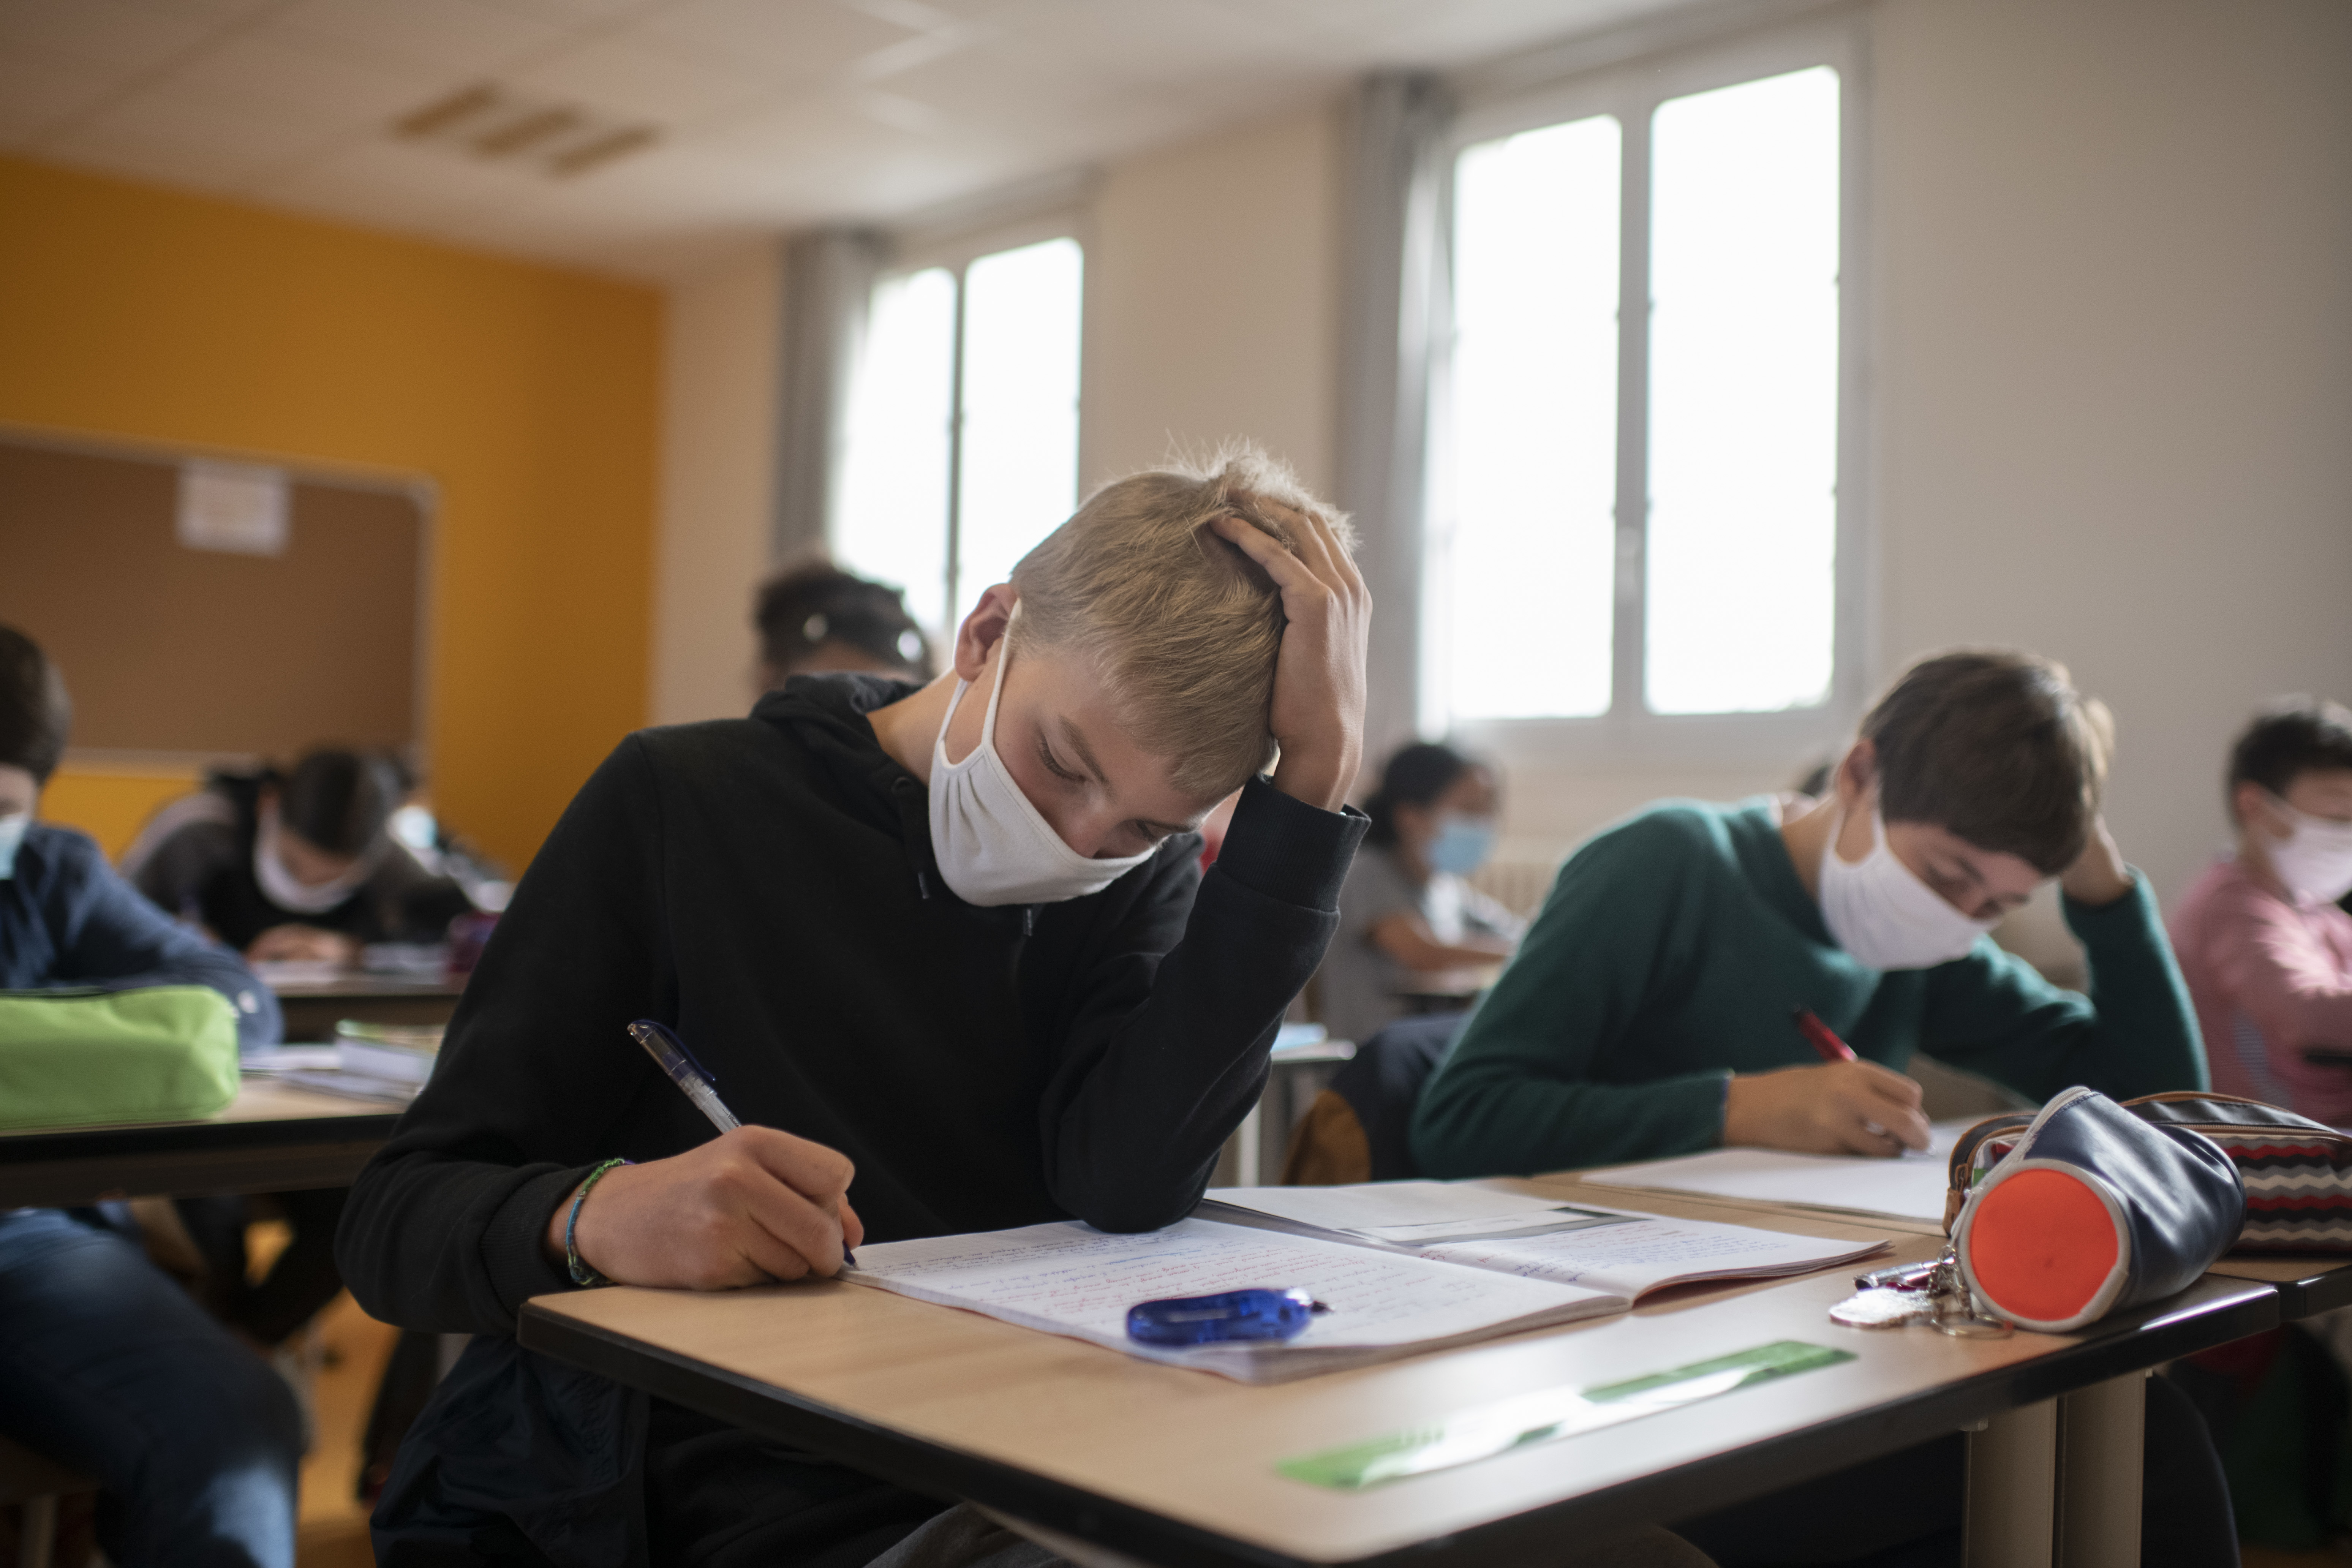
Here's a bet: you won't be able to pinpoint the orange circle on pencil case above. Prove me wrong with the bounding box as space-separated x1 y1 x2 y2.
1962 1168 2120 1324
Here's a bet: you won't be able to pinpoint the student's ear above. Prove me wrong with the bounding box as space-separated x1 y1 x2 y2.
952 584 1020 683
2233 780 2278 833
1834 741 1878 813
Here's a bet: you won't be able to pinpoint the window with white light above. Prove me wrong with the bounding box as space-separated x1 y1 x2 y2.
1432 46 1853 736
835 235 1084 635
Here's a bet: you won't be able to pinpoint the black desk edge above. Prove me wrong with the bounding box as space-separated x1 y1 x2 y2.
0 1106 401 1167
2273 1265 2352 1320
518 1279 2278 1568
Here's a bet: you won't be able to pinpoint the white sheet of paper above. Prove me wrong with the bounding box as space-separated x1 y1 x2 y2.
250 960 345 988
845 1217 1620 1382
1579 1119 1976 1222
1416 1212 1886 1297
239 1046 344 1071
1204 1178 1578 1243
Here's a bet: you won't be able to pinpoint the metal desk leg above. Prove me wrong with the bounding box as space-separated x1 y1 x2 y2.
2056 1372 2146 1568
1966 1398 2058 1568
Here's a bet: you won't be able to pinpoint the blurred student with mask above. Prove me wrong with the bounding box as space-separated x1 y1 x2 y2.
2171 697 2352 1121
122 748 471 964
755 560 936 688
0 624 300 1568
1314 741 1522 1044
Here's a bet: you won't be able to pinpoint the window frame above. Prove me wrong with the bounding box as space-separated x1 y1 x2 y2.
843 203 1091 636
1428 11 1873 767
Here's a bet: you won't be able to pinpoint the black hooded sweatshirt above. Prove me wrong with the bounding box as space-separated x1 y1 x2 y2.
335 674 1366 1565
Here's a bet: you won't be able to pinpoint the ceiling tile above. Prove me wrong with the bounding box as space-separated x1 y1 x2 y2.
258 131 561 213
629 0 908 81
108 0 286 25
0 41 138 142
471 0 662 25
509 32 776 123
271 0 572 77
50 79 351 182
0 0 214 74
164 27 441 122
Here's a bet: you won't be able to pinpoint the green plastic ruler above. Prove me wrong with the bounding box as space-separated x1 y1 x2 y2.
1279 1339 1855 1491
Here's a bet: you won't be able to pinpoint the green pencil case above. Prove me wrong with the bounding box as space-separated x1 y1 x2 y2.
0 986 240 1130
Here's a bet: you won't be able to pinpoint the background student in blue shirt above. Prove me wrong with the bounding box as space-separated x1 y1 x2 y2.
0 624 301 1568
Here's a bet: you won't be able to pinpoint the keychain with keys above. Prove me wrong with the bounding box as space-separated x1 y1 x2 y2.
1830 1245 2012 1338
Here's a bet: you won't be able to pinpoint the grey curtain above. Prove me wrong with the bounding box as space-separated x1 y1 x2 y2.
1336 71 1454 779
773 227 885 564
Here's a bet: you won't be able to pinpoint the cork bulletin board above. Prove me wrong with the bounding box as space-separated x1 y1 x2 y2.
0 431 430 760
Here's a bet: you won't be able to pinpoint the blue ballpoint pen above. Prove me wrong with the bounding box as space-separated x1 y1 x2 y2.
626 1020 856 1269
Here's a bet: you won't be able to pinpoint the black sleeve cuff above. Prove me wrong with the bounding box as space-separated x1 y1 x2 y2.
485 1164 593 1318
1210 776 1369 913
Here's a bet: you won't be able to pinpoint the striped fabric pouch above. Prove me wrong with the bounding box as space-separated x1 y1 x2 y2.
1947 1092 2352 1253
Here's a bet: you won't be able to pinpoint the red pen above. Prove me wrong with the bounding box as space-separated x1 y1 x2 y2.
1791 1007 1857 1062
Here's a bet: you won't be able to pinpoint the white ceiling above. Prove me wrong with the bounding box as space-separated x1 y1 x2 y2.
0 0 1691 282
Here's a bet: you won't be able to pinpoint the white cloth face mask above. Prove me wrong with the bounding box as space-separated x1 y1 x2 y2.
0 812 28 880
2262 793 2352 906
926 639 1156 907
253 806 375 915
1817 806 2002 971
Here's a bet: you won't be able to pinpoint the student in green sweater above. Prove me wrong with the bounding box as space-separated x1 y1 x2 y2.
1412 649 2207 1178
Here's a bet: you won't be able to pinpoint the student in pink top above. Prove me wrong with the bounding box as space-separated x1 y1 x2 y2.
2170 697 2352 1123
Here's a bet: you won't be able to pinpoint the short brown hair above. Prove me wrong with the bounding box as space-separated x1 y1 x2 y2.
1860 650 2112 874
0 624 71 785
2227 697 2352 821
1009 446 1356 799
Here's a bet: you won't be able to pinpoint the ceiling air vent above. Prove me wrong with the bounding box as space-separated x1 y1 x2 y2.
391 84 659 178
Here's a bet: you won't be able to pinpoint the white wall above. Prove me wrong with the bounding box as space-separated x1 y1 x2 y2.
649 241 784 726
1870 0 2352 906
1082 104 1341 496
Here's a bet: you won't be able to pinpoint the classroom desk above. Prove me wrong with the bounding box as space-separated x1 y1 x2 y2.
520 1186 2273 1568
0 1078 401 1207
272 973 465 1039
2205 1255 2352 1320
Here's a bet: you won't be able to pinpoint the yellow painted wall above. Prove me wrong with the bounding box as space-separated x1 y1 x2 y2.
0 155 662 871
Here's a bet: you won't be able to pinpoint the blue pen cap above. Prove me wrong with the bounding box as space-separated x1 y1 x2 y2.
1126 1288 1320 1347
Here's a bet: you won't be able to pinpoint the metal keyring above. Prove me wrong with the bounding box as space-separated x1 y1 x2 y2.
1933 1311 2014 1339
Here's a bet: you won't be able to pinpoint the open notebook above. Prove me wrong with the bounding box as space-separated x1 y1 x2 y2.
844 1183 1886 1383
1578 1119 1981 1223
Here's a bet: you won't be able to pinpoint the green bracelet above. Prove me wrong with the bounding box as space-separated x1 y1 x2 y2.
565 1157 632 1287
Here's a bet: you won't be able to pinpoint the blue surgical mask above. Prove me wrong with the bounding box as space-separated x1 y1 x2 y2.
1427 814 1495 877
0 812 28 880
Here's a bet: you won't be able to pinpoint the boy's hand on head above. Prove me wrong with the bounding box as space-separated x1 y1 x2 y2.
1723 1061 1931 1157
547 1125 863 1291
1207 499 1370 813
2058 814 2134 907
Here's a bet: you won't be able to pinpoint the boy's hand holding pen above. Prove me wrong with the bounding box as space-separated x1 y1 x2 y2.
542 1021 863 1290
1719 1008 1932 1157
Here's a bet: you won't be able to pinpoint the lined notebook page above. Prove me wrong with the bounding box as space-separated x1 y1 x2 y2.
846 1217 1622 1382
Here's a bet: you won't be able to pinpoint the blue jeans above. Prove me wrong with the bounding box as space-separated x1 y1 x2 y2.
0 1208 300 1568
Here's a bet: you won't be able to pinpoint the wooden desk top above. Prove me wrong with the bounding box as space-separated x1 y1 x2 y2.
0 1076 401 1205
522 1185 2275 1568
269 974 465 999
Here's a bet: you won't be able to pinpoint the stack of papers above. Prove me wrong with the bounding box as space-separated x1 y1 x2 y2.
240 1021 443 1105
